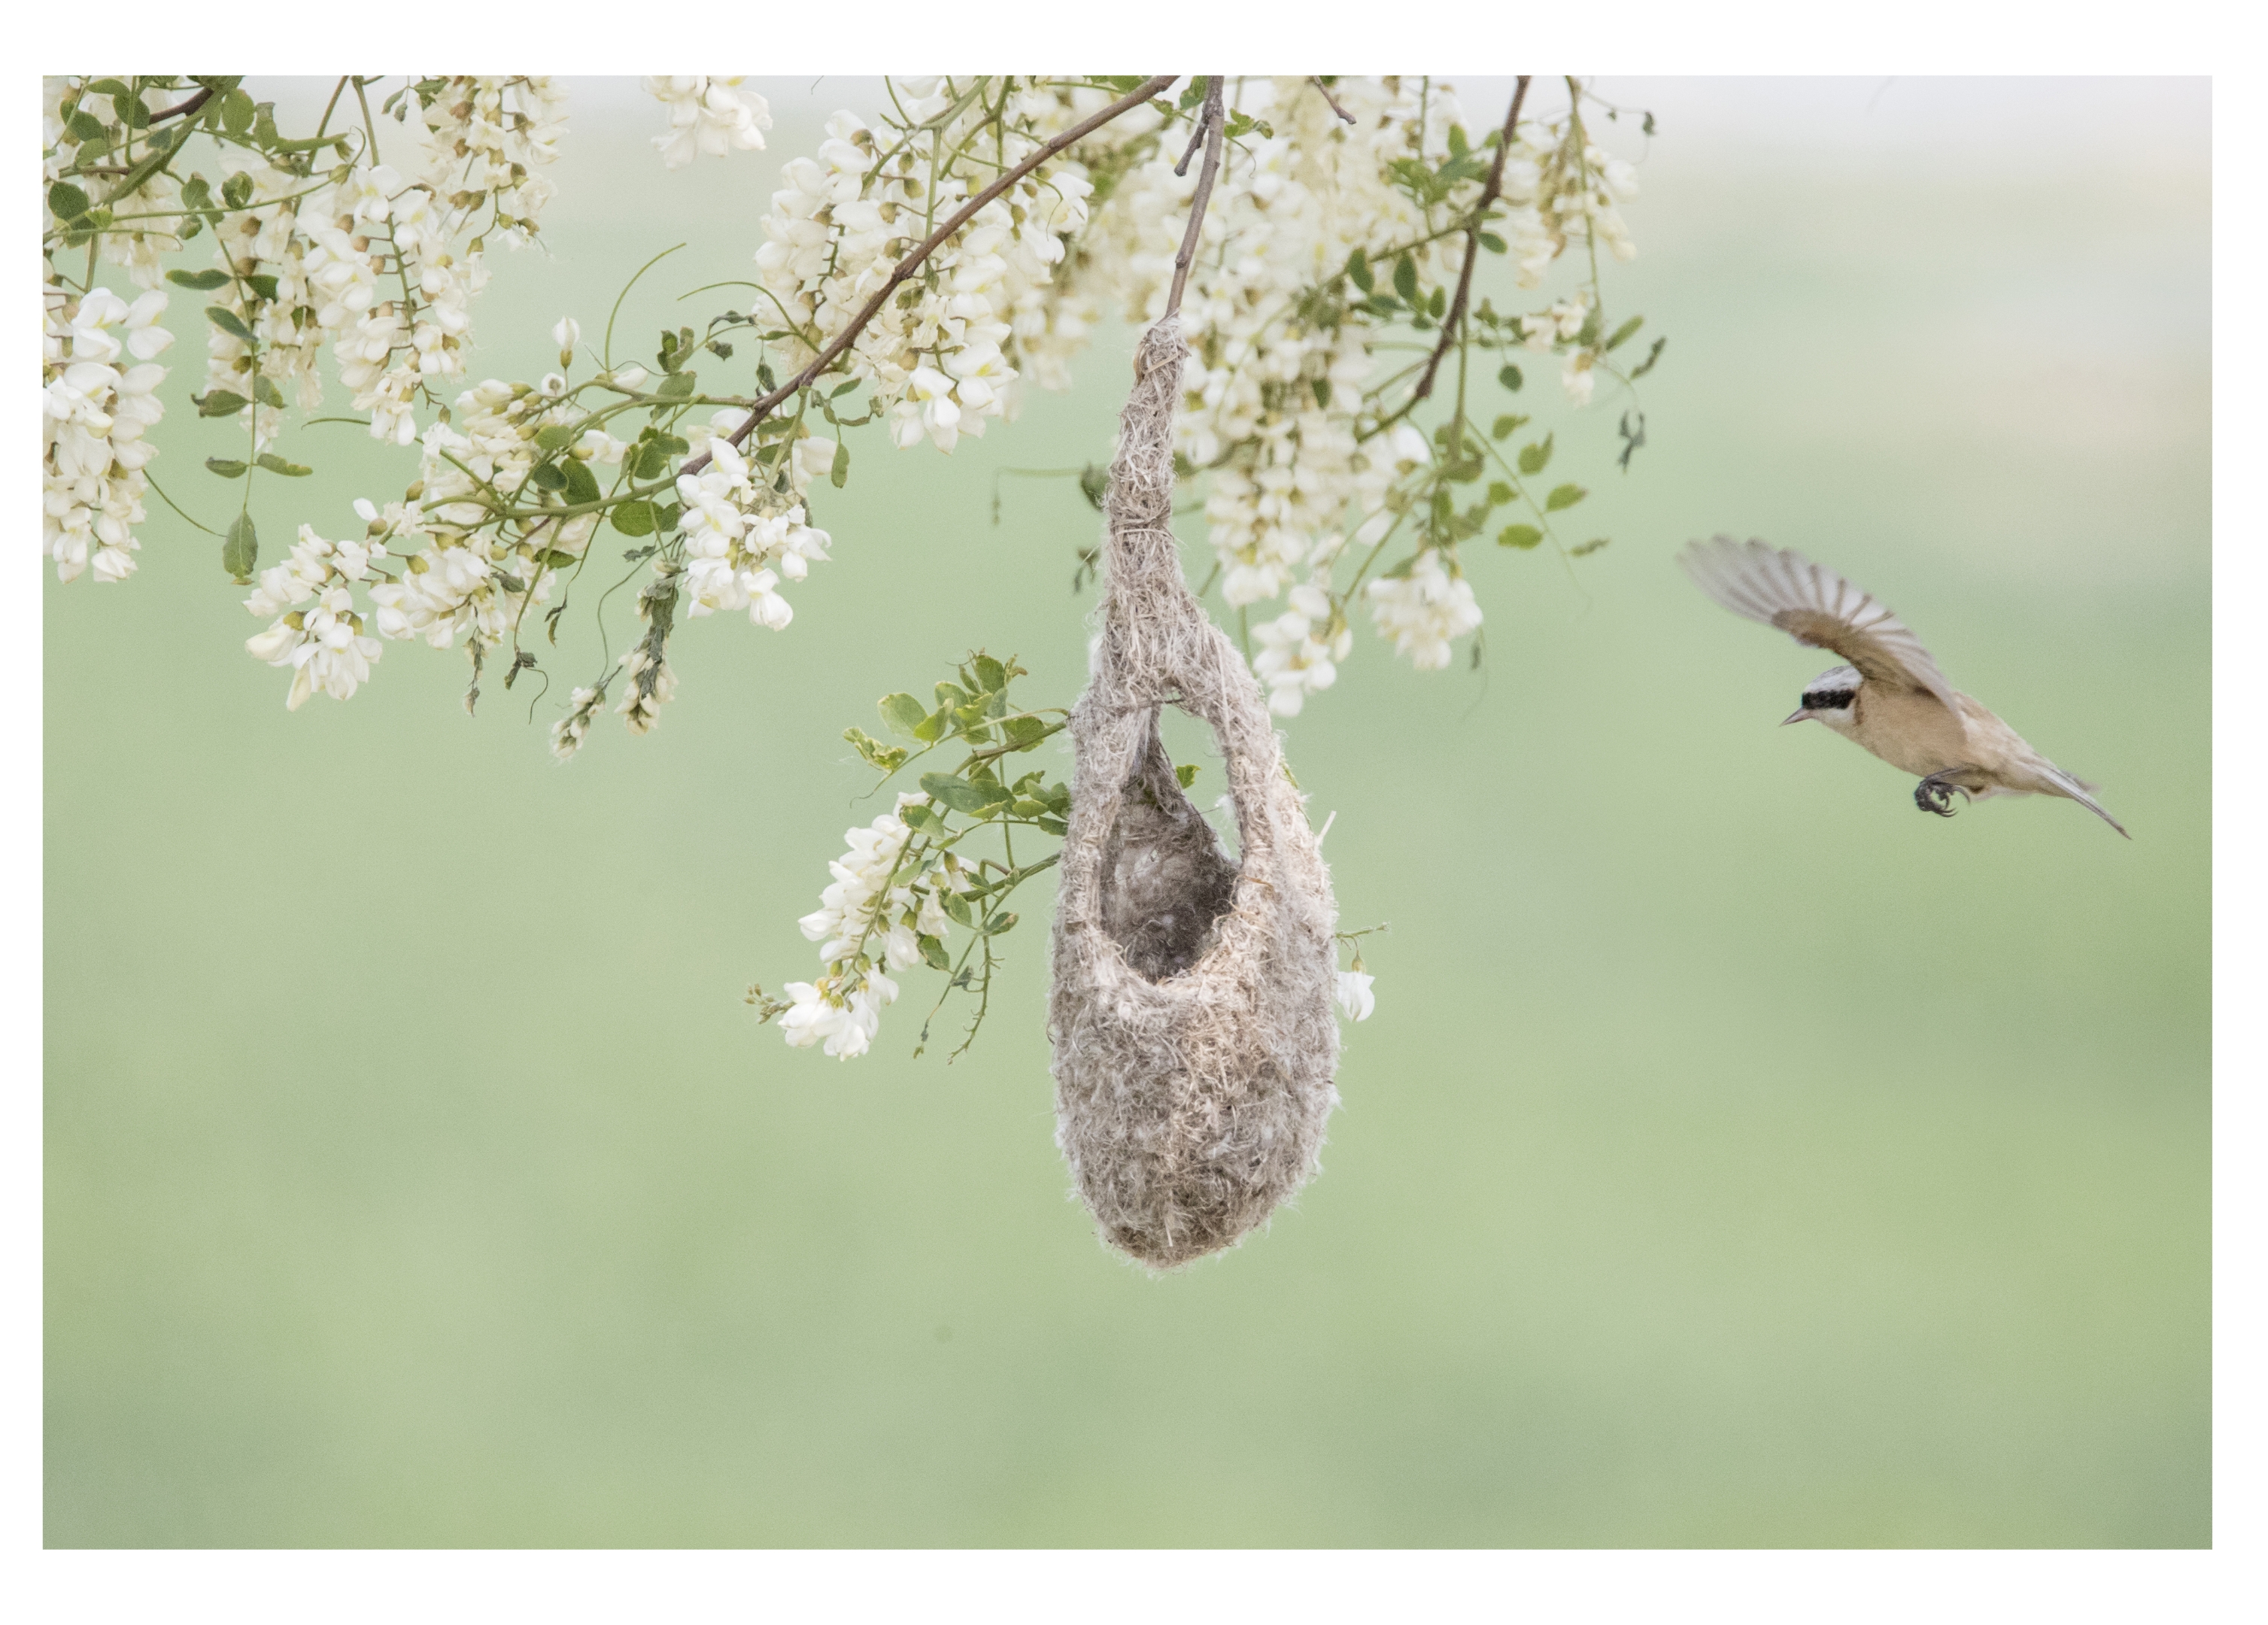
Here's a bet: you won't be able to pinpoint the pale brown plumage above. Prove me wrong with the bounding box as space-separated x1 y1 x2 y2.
1679 536 2128 837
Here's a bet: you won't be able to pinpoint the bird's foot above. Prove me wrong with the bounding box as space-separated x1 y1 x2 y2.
1914 772 1973 819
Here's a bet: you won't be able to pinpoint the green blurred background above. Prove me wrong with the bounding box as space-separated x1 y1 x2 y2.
44 77 2209 1547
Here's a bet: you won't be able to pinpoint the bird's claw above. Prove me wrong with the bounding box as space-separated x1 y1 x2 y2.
1914 773 1972 819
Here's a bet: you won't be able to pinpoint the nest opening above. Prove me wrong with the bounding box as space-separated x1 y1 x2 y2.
1098 704 1242 983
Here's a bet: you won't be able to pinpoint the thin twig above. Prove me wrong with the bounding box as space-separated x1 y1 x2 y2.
1411 74 1531 405
1165 79 1227 320
1310 77 1357 125
682 74 1178 478
149 85 216 126
1173 91 1213 176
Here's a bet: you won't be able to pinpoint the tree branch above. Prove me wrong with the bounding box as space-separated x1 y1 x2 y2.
1310 77 1357 126
1165 78 1226 320
149 85 216 126
1410 74 1531 405
682 74 1180 478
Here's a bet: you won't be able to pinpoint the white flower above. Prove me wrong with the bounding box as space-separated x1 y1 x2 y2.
1366 550 1483 672
1335 970 1376 1022
551 315 580 351
645 77 771 169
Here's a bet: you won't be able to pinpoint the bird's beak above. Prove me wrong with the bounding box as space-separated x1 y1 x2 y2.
1781 708 1812 726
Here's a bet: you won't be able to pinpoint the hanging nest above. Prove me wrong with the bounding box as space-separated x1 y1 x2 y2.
1048 317 1341 1269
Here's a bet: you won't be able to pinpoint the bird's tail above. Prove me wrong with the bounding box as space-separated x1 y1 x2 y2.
2036 761 2130 839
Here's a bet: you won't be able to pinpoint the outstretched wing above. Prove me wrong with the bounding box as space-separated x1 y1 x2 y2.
1678 536 1959 712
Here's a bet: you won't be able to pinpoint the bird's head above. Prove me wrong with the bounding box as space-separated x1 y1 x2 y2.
1784 664 1861 731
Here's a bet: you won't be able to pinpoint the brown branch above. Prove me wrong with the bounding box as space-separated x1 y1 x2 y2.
150 85 216 126
682 74 1179 478
1164 79 1226 320
1310 77 1357 126
1410 74 1531 405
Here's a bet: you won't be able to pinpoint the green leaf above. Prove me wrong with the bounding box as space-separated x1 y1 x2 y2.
920 774 1002 816
244 273 280 304
940 889 973 928
564 461 602 505
195 389 250 418
530 463 568 491
654 503 682 534
1392 254 1419 303
901 802 947 836
220 172 254 211
220 90 255 135
918 934 952 971
1517 434 1554 475
1486 481 1514 506
1629 336 1668 380
843 727 909 772
254 452 311 477
911 706 947 743
222 512 257 580
253 376 285 409
982 911 1020 937
87 78 133 99
636 445 671 480
934 681 969 710
1362 293 1401 319
972 655 1007 692
166 267 232 291
611 500 657 536
47 181 90 222
204 457 248 478
879 692 930 738
1000 715 1048 752
1428 286 1447 319
1604 315 1644 352
1490 413 1529 440
1477 232 1507 254
1569 537 1611 557
1175 763 1201 789
1346 249 1374 293
1544 483 1587 512
656 372 697 399
1498 524 1544 549
534 424 578 451
830 439 849 489
1035 816 1068 836
67 111 108 143
1497 363 1523 393
204 304 254 342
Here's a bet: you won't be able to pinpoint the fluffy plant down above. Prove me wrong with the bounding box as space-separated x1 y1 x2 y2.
1049 316 1341 1269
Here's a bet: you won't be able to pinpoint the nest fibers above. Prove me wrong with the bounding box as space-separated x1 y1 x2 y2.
1048 317 1341 1269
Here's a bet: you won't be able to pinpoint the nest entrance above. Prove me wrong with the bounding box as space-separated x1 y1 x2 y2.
1098 706 1241 982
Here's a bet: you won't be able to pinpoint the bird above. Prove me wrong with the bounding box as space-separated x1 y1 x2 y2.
1678 536 2128 837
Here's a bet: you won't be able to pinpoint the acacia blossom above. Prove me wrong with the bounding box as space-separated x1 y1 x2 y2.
782 794 964 1059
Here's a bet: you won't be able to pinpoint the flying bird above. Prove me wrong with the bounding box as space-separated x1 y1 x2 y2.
1679 536 2128 837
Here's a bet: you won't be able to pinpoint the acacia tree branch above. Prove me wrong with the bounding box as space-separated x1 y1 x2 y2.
150 84 217 126
682 74 1180 478
1410 74 1531 405
1310 77 1357 126
1164 78 1226 320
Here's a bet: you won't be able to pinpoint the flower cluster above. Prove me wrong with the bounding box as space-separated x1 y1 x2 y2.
782 794 963 1059
753 87 1095 453
645 77 770 169
678 430 833 630
42 284 172 582
242 522 387 708
1365 548 1483 671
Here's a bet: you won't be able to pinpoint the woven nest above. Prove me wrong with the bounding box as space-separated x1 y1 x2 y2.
1047 317 1341 1270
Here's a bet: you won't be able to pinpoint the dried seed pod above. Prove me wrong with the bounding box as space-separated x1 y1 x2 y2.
1049 317 1341 1269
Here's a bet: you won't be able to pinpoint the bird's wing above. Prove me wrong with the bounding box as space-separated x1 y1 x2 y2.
1678 536 1959 712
